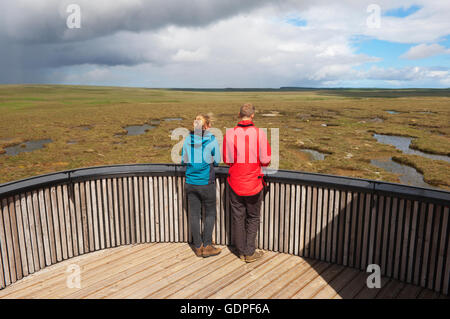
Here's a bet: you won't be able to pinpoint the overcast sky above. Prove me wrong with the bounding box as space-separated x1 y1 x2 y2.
0 0 449 88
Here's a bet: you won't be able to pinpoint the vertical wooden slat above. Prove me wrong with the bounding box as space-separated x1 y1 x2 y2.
366 194 378 267
406 201 419 283
163 177 170 243
118 178 126 245
89 181 100 250
122 177 130 245
393 198 405 279
326 188 334 263
315 187 322 259
273 182 280 252
263 183 270 250
441 209 449 295
112 178 121 246
67 185 78 257
106 179 115 247
320 188 328 261
177 177 184 243
149 177 156 243
427 205 441 290
280 183 286 252
73 183 84 255
43 189 56 265
361 193 371 270
331 189 340 263
168 176 174 243
30 190 45 269
355 192 366 270
56 186 68 259
102 179 111 248
342 191 352 266
435 206 448 293
37 189 51 266
158 176 165 242
386 197 398 277
96 180 105 249
143 177 150 243
337 190 346 264
132 176 139 244
348 192 358 268
225 181 231 245
400 200 412 282
380 196 391 275
0 199 11 285
7 197 23 280
215 179 221 246
413 202 427 285
49 187 63 261
21 193 35 273
288 184 296 254
293 185 301 256
276 183 283 252
80 182 91 253
153 177 160 242
61 186 73 258
183 177 189 243
2 197 16 283
304 186 312 258
310 187 317 259
26 192 40 270
268 182 275 251
13 195 28 277
420 203 434 288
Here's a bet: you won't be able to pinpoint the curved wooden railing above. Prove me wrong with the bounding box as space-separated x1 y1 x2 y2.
0 164 449 295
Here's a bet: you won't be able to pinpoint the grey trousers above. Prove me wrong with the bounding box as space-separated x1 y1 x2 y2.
185 183 216 248
229 184 263 256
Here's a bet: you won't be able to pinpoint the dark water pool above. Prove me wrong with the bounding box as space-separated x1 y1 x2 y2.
123 124 155 136
2 139 53 156
301 149 327 161
373 134 450 163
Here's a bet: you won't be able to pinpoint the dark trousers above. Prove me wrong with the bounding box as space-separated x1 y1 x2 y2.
229 184 263 256
185 183 216 248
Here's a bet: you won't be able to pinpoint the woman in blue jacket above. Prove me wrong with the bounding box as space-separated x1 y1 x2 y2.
181 114 221 258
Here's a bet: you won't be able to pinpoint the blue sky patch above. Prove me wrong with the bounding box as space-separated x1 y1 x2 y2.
383 5 422 17
285 17 307 27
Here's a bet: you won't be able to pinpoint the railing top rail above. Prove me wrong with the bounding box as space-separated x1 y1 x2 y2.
0 163 449 205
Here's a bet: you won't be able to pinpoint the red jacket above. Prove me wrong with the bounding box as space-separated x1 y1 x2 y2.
223 120 271 196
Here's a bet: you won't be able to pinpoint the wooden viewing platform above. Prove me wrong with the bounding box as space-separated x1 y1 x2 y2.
0 243 447 299
0 164 449 298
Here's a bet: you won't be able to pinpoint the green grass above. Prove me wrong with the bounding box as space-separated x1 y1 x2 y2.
0 84 449 190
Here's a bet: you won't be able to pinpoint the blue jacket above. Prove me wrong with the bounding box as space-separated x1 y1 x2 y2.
181 130 220 185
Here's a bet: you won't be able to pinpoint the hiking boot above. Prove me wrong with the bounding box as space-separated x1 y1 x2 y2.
193 244 203 257
202 245 222 258
244 250 264 263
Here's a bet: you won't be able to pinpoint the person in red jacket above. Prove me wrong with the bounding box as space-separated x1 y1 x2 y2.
223 103 271 263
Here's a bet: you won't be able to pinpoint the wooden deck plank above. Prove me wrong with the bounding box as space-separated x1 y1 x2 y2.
62 244 190 299
375 279 405 299
97 248 203 299
0 246 152 298
292 264 345 299
37 244 169 299
250 257 309 299
0 243 447 299
271 260 331 299
207 252 285 299
313 267 360 299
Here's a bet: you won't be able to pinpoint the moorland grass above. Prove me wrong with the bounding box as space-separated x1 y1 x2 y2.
0 85 449 190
